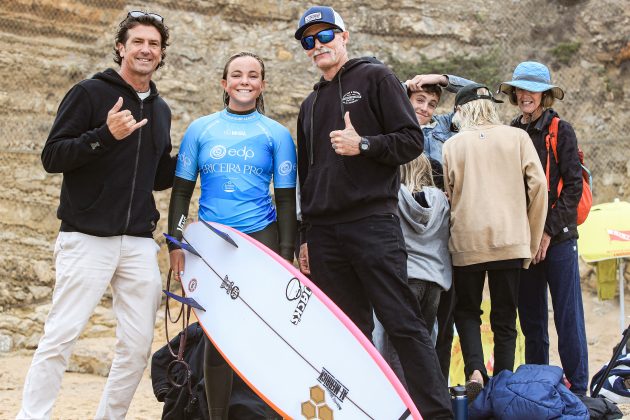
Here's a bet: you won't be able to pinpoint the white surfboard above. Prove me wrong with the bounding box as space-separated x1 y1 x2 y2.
177 221 421 419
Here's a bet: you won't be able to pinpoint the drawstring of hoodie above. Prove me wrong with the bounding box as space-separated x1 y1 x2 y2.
308 86 319 165
338 66 345 120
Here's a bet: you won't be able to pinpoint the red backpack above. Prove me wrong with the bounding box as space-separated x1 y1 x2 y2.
545 116 592 225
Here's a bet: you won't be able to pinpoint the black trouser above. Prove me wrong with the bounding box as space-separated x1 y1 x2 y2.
435 282 456 382
204 222 282 420
307 214 453 419
453 266 520 384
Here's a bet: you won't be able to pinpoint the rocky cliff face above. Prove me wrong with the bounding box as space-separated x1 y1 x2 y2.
0 0 628 352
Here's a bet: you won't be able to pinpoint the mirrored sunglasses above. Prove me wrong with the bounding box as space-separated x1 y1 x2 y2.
300 29 341 51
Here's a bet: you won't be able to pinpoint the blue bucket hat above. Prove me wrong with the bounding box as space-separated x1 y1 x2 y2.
498 61 564 102
294 6 346 40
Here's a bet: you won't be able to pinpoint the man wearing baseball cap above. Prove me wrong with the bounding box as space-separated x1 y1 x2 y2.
294 6 452 418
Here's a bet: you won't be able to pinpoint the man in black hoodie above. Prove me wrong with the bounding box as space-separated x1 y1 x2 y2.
18 12 176 420
294 6 452 419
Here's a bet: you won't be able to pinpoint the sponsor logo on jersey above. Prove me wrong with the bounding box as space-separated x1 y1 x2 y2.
341 90 362 104
278 160 294 176
210 145 255 161
179 151 192 167
223 181 236 193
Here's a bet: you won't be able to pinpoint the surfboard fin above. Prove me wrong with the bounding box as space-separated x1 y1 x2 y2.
200 219 239 248
163 234 201 257
163 289 206 311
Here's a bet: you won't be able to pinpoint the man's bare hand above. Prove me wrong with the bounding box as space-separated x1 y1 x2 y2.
298 243 310 276
107 97 148 140
533 232 551 264
405 74 448 92
329 112 361 156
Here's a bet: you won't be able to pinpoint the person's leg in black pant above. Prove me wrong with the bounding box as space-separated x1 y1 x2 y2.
453 268 488 384
310 215 452 419
435 283 455 382
487 268 520 376
307 224 375 340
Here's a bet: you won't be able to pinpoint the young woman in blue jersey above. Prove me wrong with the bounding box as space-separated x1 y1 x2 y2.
167 51 296 419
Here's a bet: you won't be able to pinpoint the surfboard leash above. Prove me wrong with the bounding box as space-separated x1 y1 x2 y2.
163 268 194 397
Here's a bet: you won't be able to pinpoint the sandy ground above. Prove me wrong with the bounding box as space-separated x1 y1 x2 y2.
1 289 629 419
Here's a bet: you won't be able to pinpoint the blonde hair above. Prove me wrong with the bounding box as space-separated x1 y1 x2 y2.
453 88 502 130
400 154 434 194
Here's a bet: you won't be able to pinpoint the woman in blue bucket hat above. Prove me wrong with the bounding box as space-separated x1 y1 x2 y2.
498 61 588 395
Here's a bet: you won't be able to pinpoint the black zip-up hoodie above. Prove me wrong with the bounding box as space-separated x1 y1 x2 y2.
41 68 176 237
512 108 582 244
296 57 423 227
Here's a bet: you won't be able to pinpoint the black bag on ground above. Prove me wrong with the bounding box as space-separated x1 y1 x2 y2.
151 322 208 420
577 395 622 420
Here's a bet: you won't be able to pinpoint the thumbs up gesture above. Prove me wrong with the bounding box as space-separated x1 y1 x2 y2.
106 97 148 141
329 111 361 156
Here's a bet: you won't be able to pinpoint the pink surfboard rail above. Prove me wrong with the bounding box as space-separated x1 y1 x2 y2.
220 223 423 420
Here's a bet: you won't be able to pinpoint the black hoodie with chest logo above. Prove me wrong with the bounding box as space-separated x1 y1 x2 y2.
296 57 423 231
41 68 176 237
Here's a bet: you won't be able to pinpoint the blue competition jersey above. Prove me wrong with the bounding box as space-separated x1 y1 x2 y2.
176 109 297 233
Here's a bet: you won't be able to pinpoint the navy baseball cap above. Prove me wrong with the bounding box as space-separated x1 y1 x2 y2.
294 6 346 40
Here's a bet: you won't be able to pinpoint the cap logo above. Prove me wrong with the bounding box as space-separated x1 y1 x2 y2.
304 12 322 23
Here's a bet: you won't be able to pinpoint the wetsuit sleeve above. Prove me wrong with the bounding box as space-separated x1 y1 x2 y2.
361 73 423 166
545 120 582 237
167 124 201 251
41 85 118 173
274 187 297 261
167 176 196 251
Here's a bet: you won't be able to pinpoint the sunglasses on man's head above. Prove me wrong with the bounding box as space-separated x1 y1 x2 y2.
126 10 164 23
300 28 341 50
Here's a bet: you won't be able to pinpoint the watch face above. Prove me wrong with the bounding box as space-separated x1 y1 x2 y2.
360 139 369 150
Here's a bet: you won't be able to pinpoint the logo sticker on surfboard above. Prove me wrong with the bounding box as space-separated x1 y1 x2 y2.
189 278 198 292
301 385 334 420
286 278 312 325
220 275 240 299
318 368 349 410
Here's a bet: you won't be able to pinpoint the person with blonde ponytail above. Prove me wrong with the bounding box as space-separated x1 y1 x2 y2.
443 83 547 399
374 153 452 388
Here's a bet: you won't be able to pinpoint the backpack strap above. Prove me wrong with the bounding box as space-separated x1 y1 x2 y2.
545 116 561 191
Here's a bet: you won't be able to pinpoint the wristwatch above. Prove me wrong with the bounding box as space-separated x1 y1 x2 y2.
359 137 370 154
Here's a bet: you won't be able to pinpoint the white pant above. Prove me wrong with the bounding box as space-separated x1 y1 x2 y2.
17 232 162 420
